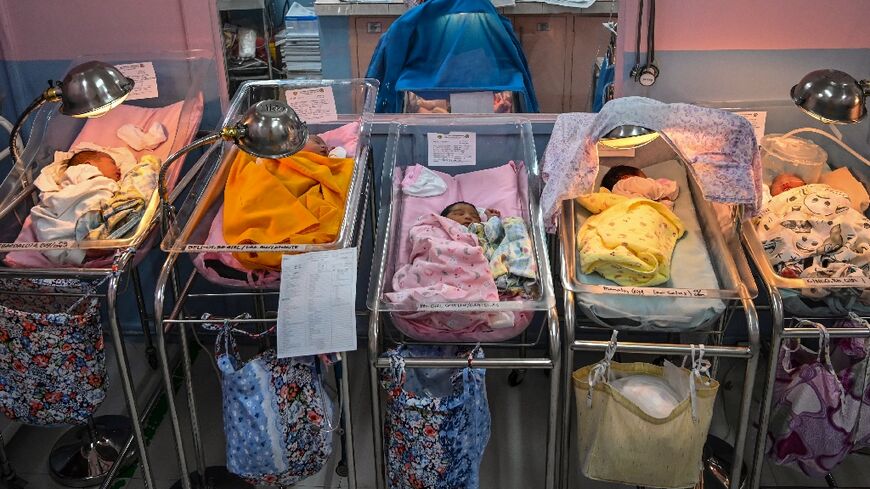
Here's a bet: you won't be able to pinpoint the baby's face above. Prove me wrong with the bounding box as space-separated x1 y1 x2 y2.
771 173 806 196
68 150 121 181
444 203 480 226
302 135 329 156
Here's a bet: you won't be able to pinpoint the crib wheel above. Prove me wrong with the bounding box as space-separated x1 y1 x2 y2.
335 462 349 477
508 369 526 387
146 347 159 370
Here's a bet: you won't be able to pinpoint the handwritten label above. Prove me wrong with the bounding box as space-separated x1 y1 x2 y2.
277 248 357 358
803 277 870 288
184 244 306 252
450 92 494 114
735 111 767 142
0 241 73 250
600 285 709 298
427 132 476 166
116 62 159 101
284 86 338 123
418 301 505 311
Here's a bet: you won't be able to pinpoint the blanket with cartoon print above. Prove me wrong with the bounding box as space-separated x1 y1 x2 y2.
756 184 870 307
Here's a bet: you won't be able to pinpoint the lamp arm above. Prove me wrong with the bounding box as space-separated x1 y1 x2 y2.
158 132 224 206
781 126 870 168
8 95 49 170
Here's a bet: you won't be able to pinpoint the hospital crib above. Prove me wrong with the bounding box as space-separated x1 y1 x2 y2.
558 135 761 489
367 116 561 489
0 52 208 489
742 182 870 489
153 78 378 489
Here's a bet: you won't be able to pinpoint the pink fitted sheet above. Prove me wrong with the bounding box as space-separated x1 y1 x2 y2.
4 94 205 269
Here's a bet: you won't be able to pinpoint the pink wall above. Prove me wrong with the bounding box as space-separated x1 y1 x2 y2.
0 0 224 61
618 0 870 53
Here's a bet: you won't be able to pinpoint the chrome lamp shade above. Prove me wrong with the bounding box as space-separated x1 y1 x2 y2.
791 69 869 124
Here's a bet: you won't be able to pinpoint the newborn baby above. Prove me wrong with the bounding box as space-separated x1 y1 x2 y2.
301 134 347 158
601 165 679 208
68 150 122 181
770 173 806 196
441 201 499 226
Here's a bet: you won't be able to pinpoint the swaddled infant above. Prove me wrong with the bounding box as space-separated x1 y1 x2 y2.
29 144 161 265
601 165 680 208
301 134 347 159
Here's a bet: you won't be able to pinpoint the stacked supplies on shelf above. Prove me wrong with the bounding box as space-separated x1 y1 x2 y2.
278 2 322 78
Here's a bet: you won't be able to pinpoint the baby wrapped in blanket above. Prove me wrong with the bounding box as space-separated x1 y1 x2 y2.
222 136 354 270
29 144 161 265
757 182 870 308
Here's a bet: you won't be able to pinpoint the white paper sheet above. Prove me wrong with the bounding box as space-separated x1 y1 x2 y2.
285 86 339 123
116 62 159 101
277 248 358 358
427 131 477 166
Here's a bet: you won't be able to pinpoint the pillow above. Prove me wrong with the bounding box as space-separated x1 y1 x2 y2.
319 121 361 155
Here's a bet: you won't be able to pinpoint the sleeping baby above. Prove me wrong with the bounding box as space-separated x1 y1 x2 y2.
601 165 680 208
29 144 160 265
301 134 347 159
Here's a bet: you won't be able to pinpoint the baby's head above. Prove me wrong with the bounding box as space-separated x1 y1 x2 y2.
771 173 806 196
601 165 646 190
68 150 121 181
441 201 480 226
302 134 329 156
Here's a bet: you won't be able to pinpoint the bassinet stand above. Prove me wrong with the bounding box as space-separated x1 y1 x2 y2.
366 304 563 489
557 203 762 489
152 146 375 489
742 226 870 489
0 248 160 489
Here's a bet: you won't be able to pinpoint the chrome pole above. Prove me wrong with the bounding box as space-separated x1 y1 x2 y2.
545 307 561 489
560 288 575 489
730 285 760 489
368 309 386 489
178 320 208 481
106 252 154 489
338 352 357 489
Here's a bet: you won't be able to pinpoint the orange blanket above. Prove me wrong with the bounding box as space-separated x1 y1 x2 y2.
223 149 354 269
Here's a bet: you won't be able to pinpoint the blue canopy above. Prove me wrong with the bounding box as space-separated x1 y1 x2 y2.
365 0 539 113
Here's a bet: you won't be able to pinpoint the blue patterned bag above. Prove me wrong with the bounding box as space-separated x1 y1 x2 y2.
214 319 334 486
381 345 490 489
0 279 106 426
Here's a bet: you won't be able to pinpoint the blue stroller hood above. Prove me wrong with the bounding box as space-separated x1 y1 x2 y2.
366 0 539 113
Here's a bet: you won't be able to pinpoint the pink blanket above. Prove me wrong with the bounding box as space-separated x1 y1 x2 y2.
387 214 526 340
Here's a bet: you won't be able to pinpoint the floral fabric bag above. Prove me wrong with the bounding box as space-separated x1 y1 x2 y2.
213 317 334 486
381 345 490 489
768 317 870 476
0 278 107 426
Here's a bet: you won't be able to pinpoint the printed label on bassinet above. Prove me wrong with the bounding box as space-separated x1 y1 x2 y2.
734 111 767 142
803 277 870 288
599 285 709 298
418 301 504 311
427 132 476 166
0 241 74 250
116 62 158 101
285 86 338 123
184 244 305 252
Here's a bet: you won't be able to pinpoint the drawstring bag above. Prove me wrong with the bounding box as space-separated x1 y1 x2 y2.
381 345 490 489
768 317 870 476
572 332 719 489
211 315 334 486
0 278 106 426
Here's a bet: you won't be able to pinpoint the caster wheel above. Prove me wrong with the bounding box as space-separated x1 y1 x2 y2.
335 463 349 477
508 369 526 387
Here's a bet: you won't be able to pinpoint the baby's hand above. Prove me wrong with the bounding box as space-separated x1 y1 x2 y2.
484 208 501 219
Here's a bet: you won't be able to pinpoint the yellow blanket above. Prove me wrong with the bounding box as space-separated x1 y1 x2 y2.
577 191 685 286
223 149 354 269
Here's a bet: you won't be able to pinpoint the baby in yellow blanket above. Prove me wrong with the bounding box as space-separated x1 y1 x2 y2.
577 165 686 287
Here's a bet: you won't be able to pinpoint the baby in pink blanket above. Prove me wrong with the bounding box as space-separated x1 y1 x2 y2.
601 165 680 208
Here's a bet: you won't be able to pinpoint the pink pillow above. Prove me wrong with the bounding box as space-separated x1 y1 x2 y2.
319 120 360 155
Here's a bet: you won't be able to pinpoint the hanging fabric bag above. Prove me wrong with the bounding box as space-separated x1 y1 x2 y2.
381 345 490 489
0 278 106 426
572 332 719 488
840 314 870 450
212 315 334 486
767 318 870 476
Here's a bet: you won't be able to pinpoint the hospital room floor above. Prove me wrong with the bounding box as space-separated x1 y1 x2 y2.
4 337 870 489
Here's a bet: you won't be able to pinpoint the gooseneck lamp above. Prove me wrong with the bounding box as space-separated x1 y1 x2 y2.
8 61 134 167
788 69 870 168
598 124 660 150
158 99 309 207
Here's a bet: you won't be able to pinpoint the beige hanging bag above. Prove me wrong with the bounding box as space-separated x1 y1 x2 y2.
572 333 720 489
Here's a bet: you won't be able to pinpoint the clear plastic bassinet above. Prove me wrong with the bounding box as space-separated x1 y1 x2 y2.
161 79 378 287
368 116 555 342
560 135 756 332
0 52 208 266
